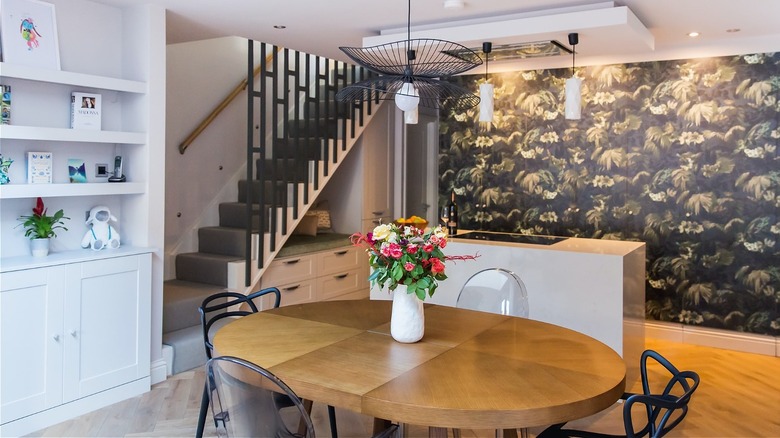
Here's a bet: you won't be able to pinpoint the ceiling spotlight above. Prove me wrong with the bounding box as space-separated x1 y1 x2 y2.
687 31 700 37
726 28 741 33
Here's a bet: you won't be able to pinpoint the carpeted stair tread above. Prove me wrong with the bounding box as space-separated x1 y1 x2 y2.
219 202 263 230
175 252 240 287
198 226 248 257
162 279 224 333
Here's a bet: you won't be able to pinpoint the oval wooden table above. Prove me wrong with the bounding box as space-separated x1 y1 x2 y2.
213 300 626 436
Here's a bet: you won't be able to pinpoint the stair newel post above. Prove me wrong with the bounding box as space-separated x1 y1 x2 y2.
245 39 256 286
281 47 290 232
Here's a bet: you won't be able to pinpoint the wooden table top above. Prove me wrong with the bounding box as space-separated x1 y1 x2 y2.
213 300 626 430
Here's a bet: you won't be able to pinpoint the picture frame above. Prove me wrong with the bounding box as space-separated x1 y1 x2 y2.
0 0 60 70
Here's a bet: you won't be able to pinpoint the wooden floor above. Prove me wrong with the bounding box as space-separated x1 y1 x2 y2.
28 337 780 437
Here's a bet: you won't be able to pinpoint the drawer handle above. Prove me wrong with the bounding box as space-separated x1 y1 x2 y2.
283 259 301 265
334 274 348 279
333 250 348 256
371 210 385 216
283 284 301 291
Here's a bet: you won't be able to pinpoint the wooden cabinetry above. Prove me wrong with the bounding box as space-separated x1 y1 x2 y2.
0 250 152 437
360 105 395 232
260 245 368 308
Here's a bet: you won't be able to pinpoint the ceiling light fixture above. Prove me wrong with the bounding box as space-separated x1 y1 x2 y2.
688 31 700 37
564 32 581 120
479 41 493 126
335 0 482 119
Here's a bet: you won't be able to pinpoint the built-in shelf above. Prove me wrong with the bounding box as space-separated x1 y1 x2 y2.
0 62 146 93
0 182 145 199
0 125 145 144
0 245 154 273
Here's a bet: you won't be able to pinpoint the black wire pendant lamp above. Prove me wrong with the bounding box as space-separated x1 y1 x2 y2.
335 0 483 113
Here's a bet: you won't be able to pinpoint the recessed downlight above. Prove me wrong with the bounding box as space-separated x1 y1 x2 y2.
688 31 700 37
726 28 741 33
274 25 286 29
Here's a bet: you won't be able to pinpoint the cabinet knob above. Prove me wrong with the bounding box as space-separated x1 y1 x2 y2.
70 330 77 337
53 334 60 342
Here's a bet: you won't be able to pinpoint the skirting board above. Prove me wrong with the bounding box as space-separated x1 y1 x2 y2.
645 320 779 357
151 358 169 385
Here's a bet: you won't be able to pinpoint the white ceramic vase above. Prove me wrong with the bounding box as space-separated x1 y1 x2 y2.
30 238 50 257
390 285 425 343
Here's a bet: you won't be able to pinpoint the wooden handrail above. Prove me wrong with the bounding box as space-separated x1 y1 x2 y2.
178 49 278 154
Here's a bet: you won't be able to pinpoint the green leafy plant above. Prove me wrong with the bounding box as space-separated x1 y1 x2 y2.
17 197 69 239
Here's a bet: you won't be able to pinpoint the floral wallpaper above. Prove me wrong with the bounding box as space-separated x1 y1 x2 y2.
439 52 779 336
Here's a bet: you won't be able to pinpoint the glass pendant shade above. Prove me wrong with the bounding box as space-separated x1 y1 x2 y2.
565 76 582 120
394 82 420 112
404 107 419 124
479 83 494 122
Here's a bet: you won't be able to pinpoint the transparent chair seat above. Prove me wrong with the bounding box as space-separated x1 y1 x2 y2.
456 268 529 317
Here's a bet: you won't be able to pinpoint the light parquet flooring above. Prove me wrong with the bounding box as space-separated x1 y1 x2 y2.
28 337 780 437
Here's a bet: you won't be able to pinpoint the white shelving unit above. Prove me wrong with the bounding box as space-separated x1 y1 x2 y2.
0 1 166 435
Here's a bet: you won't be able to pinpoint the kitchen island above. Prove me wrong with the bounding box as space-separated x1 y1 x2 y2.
370 231 645 380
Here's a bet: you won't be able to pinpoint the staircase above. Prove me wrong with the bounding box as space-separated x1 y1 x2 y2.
162 41 381 375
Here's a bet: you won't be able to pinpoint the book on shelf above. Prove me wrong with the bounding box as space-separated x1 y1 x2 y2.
1 85 9 124
70 92 102 130
27 151 53 184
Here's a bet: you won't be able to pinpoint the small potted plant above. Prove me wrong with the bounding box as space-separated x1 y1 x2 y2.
17 197 69 257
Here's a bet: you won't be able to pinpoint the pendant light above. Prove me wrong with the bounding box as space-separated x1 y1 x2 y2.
564 32 581 120
336 0 482 111
479 42 494 126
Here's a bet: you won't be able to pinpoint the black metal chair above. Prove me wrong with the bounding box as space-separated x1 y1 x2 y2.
206 356 398 438
539 349 700 438
194 289 339 438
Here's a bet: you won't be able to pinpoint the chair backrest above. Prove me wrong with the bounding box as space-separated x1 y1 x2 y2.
623 349 701 438
206 356 314 438
455 268 529 317
199 288 281 359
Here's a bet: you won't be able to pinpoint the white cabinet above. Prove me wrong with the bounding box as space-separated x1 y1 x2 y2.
260 245 368 308
0 251 152 436
361 106 395 231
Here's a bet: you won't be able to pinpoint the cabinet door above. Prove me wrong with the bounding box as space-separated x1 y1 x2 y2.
62 254 151 401
0 267 66 423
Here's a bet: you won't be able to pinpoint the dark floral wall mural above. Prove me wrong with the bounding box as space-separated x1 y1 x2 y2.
439 52 779 336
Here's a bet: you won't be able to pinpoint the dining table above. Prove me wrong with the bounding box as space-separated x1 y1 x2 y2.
212 299 626 437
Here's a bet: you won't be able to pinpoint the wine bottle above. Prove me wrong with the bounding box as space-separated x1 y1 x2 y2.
447 190 458 235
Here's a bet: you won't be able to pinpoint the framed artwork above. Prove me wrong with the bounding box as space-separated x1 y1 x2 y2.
0 0 60 70
68 158 86 183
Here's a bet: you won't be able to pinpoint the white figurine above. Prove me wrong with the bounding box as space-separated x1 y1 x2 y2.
81 205 120 250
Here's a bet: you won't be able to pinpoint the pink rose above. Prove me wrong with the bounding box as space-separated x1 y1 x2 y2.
407 244 418 254
404 262 415 272
430 258 445 274
388 243 403 259
423 243 434 253
439 239 447 249
380 244 392 257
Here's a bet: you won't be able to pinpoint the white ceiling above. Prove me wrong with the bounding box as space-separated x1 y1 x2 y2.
92 0 780 71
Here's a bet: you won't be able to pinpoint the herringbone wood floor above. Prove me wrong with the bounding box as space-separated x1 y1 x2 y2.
28 337 780 437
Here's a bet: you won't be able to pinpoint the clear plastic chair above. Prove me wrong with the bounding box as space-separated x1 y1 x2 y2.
455 268 529 317
539 349 701 438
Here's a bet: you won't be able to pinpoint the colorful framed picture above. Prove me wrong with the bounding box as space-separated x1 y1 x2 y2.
68 158 86 183
0 0 60 70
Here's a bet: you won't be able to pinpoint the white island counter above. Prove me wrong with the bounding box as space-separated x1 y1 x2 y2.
371 231 646 379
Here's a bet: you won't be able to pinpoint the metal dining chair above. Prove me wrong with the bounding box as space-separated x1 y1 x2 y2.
207 356 399 438
194 288 340 438
456 267 529 317
538 349 701 438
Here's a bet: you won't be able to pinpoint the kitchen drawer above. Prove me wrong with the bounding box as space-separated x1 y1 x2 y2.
261 254 315 287
318 246 361 276
263 279 315 308
316 268 363 301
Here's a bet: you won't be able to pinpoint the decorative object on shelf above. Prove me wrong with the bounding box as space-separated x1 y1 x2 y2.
565 32 582 120
335 0 482 116
17 196 69 256
1 84 10 124
108 155 126 182
70 91 102 130
0 153 12 184
26 151 52 183
81 205 120 251
351 222 477 343
390 284 424 343
67 158 87 183
0 0 61 70
479 42 494 127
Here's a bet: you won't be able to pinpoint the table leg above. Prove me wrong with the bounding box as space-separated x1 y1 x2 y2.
429 426 448 438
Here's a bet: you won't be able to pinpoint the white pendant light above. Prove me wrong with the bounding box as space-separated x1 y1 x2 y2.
395 81 420 112
564 32 582 120
564 32 581 120
479 42 494 124
404 107 419 124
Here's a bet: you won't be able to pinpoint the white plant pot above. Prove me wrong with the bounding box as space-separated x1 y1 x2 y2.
390 285 425 343
30 238 50 257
